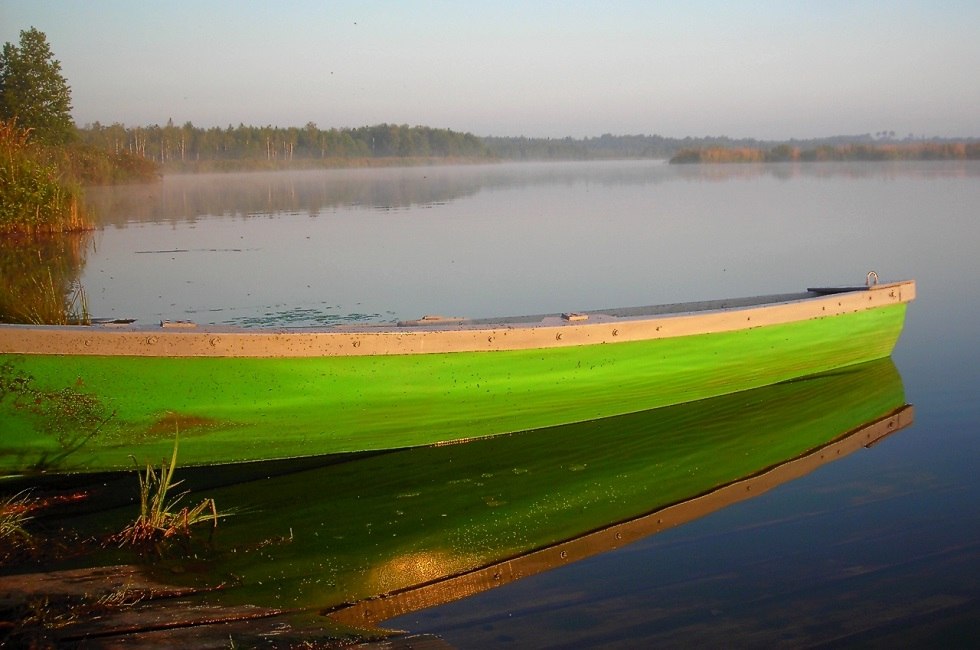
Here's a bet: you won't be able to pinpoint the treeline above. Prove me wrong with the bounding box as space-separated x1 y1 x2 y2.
71 125 762 165
75 122 980 168
77 121 492 170
670 142 980 164
483 133 980 161
482 134 774 160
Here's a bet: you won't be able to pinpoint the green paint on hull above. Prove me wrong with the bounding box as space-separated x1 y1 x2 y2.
51 357 906 612
0 304 906 474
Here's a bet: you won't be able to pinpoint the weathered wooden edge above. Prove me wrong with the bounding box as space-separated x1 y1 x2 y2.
0 281 915 358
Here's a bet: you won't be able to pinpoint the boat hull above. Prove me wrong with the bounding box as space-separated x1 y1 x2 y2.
11 357 910 624
0 290 910 475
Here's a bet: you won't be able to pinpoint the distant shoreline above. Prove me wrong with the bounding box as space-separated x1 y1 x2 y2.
152 150 980 176
157 155 495 174
79 123 980 174
669 142 980 164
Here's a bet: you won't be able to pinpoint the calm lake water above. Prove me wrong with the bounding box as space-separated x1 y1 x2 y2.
25 161 980 644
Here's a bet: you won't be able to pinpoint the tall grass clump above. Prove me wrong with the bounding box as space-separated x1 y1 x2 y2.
0 119 90 235
113 436 225 547
0 490 36 564
0 491 33 546
5 269 90 325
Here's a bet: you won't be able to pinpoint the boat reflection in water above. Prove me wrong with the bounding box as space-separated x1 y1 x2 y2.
150 357 909 633
16 357 912 643
320 358 913 632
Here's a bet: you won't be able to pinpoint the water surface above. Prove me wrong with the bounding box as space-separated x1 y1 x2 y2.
37 161 980 644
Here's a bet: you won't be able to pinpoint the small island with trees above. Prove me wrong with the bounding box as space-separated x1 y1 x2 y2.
668 141 980 164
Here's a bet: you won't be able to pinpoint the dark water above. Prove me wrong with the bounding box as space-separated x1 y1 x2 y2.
10 161 980 645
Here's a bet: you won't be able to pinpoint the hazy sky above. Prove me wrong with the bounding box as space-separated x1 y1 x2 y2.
2 1 978 139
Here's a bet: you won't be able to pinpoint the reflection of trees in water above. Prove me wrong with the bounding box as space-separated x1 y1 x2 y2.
84 169 488 227
83 161 980 227
83 164 680 226
0 232 91 324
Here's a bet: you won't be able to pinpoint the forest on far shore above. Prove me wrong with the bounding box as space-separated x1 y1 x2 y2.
76 120 980 172
77 121 492 171
5 23 978 241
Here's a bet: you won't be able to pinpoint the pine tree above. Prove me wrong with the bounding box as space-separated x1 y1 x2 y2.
0 27 75 145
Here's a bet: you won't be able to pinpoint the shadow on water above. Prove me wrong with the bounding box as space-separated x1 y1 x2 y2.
0 358 913 646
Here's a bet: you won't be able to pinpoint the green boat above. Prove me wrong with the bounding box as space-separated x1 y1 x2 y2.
0 358 912 644
0 278 914 475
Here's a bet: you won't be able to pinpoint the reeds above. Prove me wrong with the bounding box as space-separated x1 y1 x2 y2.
0 490 34 549
0 231 92 325
6 270 90 326
0 119 92 235
114 436 225 546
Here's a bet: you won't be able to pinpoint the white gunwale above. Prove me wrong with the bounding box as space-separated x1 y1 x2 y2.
0 281 915 358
